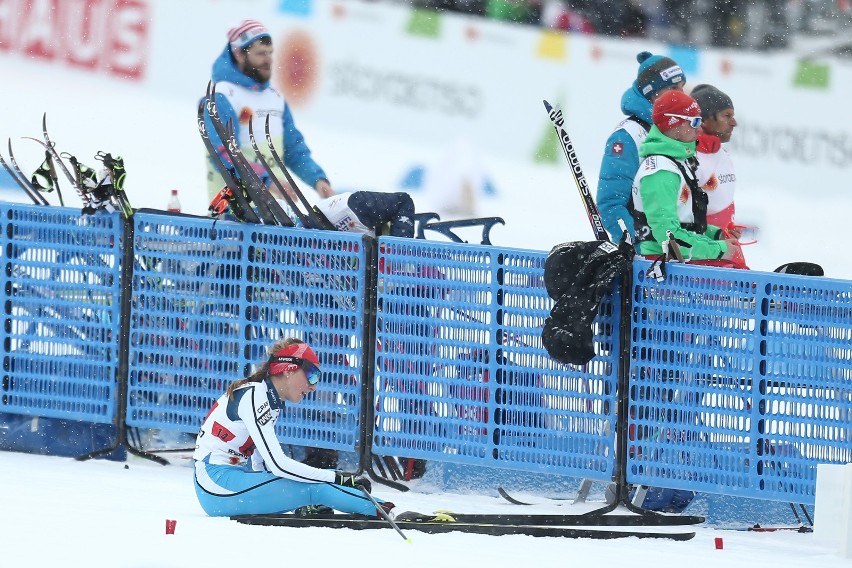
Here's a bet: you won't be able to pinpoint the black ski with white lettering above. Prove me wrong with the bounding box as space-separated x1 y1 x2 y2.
246 119 314 228
262 115 336 231
203 81 294 227
196 100 260 223
237 507 703 527
543 99 609 241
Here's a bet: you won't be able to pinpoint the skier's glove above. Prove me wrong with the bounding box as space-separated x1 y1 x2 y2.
334 471 371 493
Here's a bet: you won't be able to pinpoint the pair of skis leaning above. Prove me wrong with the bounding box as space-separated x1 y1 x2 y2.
199 82 334 230
0 114 132 218
0 138 50 206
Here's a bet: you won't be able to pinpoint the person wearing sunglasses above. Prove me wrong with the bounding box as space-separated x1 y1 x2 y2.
193 338 410 518
631 90 746 269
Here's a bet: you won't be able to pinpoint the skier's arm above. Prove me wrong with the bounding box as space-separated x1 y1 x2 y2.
237 387 335 483
597 131 638 241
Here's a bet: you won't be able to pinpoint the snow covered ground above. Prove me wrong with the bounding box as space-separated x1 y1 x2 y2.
1 450 848 567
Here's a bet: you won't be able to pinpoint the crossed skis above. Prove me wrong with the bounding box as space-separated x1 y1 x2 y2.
0 114 133 218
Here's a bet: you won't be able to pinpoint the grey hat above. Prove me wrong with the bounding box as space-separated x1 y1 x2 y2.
690 84 733 118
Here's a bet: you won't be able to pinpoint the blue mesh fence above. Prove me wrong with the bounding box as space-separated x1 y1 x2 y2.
627 259 852 504
371 237 619 479
3 200 850 500
125 213 367 452
0 204 122 424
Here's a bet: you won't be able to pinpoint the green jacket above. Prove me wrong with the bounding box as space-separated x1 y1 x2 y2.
633 126 726 260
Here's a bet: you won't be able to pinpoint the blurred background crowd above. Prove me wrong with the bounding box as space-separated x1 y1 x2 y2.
373 0 852 51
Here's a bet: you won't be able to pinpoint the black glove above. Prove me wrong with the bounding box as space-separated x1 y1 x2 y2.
334 472 371 493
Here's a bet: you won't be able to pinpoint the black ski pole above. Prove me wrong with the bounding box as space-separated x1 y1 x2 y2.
360 487 411 543
543 100 609 242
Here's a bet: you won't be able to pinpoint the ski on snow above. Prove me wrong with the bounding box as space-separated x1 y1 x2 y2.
496 487 704 527
231 512 696 540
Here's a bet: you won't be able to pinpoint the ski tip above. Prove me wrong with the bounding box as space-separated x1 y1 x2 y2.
543 100 553 111
406 537 414 544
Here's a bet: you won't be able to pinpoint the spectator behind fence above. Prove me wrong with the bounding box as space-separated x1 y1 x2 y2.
631 90 746 269
203 19 335 203
596 51 685 243
691 84 741 237
399 0 801 49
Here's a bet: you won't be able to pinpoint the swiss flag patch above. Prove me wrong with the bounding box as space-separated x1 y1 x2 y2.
611 142 624 155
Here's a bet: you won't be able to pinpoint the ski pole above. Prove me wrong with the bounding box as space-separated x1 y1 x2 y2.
360 486 411 543
543 100 608 242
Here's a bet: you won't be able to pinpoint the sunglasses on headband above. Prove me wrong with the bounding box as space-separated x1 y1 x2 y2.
270 355 322 385
664 113 702 128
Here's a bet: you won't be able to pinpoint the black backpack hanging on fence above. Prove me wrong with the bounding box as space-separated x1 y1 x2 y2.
541 239 634 365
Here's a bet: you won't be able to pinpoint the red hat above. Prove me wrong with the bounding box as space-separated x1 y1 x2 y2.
652 91 701 132
269 342 320 375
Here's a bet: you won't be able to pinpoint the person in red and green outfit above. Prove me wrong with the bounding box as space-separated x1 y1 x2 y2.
631 90 746 269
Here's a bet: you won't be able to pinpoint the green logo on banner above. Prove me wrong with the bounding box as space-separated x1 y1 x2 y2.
534 119 559 164
793 60 830 89
407 9 441 37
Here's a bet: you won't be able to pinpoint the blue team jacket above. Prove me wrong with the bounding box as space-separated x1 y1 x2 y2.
596 84 653 241
204 45 327 189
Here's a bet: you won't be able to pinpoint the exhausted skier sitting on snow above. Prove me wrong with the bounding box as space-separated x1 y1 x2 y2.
193 337 422 520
